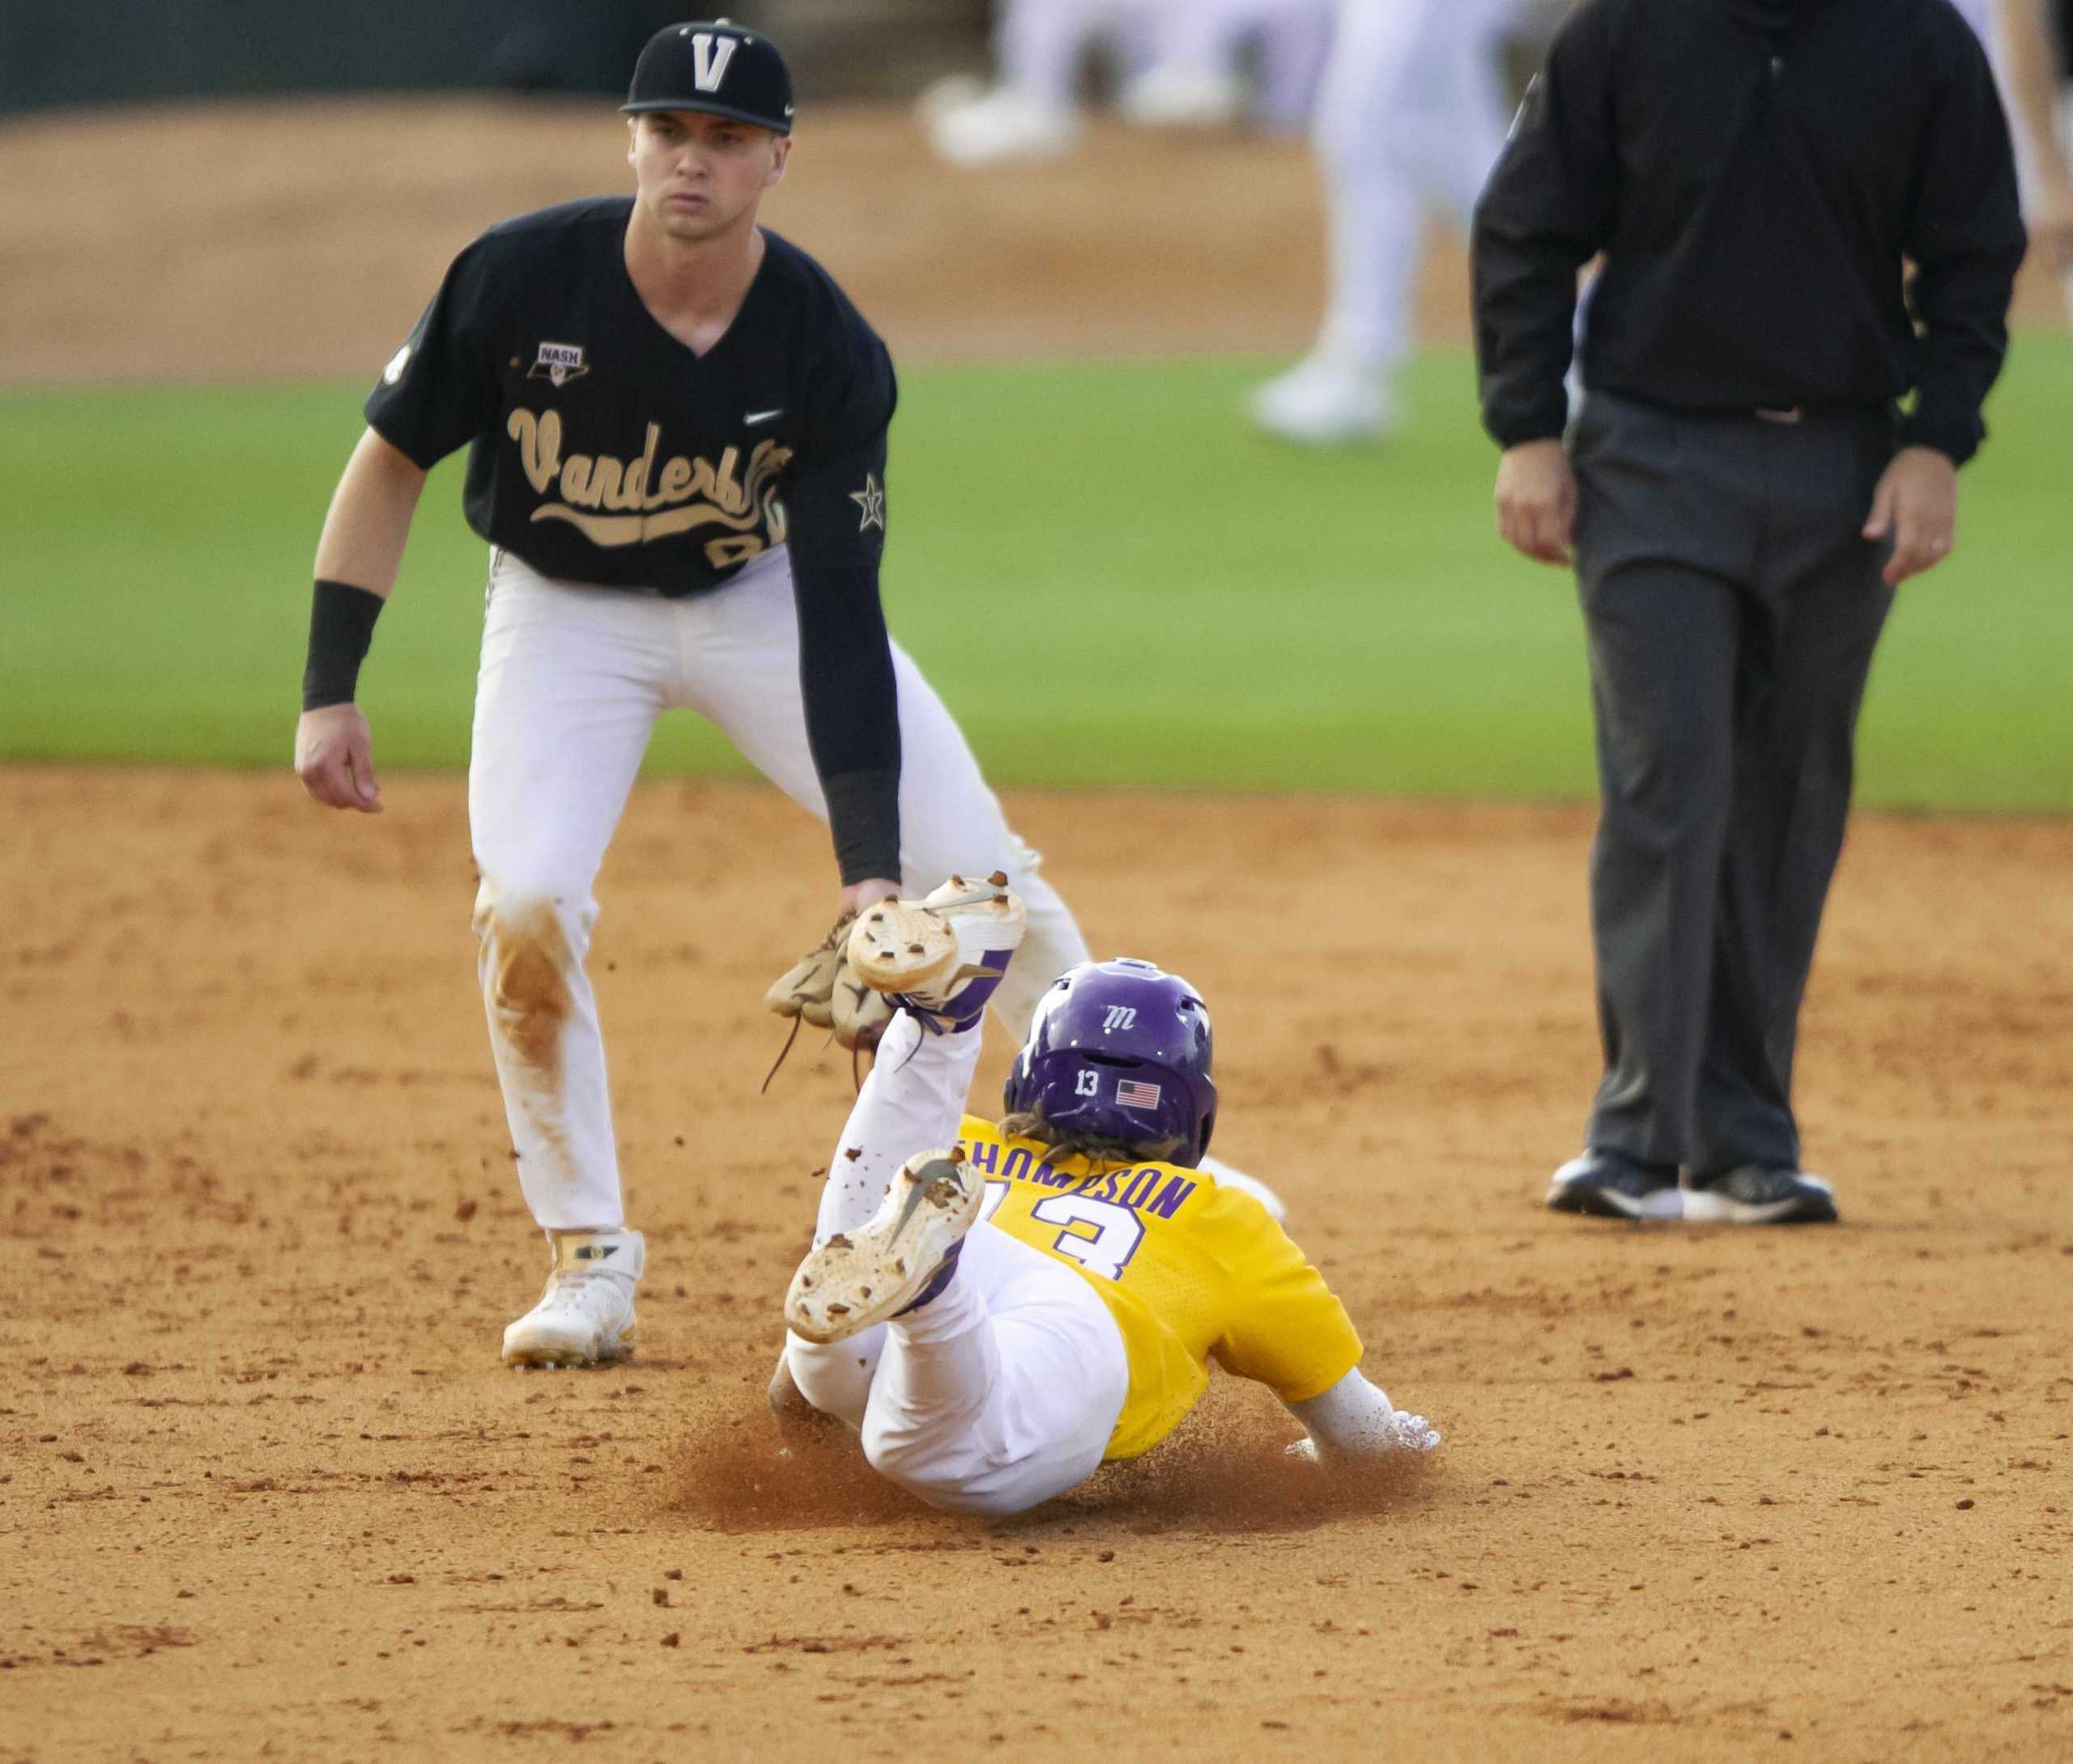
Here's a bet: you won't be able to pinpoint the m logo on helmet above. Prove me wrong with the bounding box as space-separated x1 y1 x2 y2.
1102 1005 1138 1033
691 32 739 91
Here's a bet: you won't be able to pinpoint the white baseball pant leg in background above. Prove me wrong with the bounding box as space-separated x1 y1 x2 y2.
2020 86 2073 322
998 0 1156 109
785 1011 1130 1516
2065 91 2073 321
1311 0 1518 375
1139 0 1334 131
468 546 1091 1233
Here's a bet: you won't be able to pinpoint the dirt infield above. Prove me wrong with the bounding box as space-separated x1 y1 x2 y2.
0 98 1343 385
5 768 2071 1762
7 87 2072 1764
4 98 2062 387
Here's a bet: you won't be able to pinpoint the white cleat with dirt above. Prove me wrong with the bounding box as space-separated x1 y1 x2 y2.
846 873 1027 1032
785 1150 983 1345
501 1228 645 1368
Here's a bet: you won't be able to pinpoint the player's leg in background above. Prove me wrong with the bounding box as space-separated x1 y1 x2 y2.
784 1010 1126 1515
682 549 1091 1043
2059 87 2073 321
1255 0 1338 134
923 0 1142 166
997 0 1134 111
1420 0 1520 230
470 550 671 1356
1119 0 1254 130
1122 0 1334 132
1252 0 1518 443
1249 0 1427 444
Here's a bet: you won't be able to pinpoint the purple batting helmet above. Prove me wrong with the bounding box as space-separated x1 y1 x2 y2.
1003 959 1217 1166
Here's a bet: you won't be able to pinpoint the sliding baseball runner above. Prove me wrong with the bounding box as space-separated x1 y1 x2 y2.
773 877 1441 1515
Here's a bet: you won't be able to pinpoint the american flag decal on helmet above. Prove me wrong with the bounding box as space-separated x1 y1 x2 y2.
1115 1078 1164 1111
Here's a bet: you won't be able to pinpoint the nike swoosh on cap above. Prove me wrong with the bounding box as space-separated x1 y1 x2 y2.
744 408 785 425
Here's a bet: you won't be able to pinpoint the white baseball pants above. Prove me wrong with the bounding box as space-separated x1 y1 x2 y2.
1141 0 1335 132
1310 0 1518 371
997 0 1157 109
468 546 1090 1231
785 1011 1130 1517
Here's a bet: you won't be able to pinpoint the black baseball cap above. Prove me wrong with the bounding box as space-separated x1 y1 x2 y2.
622 20 794 134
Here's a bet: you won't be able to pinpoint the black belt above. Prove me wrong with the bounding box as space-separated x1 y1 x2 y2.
1747 402 1897 430
1598 391 1892 428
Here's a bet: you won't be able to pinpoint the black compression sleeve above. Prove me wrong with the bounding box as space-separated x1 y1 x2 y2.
302 579 386 712
823 769 902 885
791 561 902 885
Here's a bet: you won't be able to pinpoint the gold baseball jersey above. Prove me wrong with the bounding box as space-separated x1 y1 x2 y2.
958 1115 1363 1461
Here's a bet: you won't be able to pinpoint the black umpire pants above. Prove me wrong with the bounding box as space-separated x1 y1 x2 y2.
1569 391 1897 1174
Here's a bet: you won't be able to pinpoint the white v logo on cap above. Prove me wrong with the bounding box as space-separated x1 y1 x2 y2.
691 33 738 91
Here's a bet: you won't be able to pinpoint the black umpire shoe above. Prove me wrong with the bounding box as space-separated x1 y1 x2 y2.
1545 1150 1683 1221
1684 1166 1840 1226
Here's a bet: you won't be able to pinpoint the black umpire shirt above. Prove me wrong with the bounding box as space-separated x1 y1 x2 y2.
1472 0 2027 462
366 198 901 884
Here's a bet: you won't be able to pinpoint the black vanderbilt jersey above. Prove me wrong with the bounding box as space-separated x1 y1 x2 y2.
364 198 893 595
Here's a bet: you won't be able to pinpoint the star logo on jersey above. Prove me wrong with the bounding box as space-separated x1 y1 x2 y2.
849 473 886 533
527 341 589 389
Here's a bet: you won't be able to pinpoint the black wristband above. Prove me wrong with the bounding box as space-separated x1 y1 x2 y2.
302 579 385 712
823 767 902 887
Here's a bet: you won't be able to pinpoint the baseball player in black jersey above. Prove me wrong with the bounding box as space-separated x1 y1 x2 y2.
290 22 1104 1367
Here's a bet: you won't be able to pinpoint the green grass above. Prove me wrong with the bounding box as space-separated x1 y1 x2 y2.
3 342 2069 808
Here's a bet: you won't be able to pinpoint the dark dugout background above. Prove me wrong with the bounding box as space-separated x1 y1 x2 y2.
0 0 990 113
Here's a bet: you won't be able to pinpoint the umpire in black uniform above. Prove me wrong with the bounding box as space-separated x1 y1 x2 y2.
1472 0 2026 1224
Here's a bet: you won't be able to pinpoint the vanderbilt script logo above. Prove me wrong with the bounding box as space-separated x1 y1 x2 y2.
507 407 792 567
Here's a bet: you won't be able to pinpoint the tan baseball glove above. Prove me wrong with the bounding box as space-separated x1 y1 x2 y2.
764 911 893 1054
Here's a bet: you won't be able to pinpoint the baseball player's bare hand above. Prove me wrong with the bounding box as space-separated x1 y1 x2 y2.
1862 446 1958 588
1494 439 1577 567
839 878 900 917
294 703 383 813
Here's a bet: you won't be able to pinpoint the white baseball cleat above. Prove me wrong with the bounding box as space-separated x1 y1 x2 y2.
927 87 1082 168
1248 355 1399 447
913 72 985 127
1118 65 1247 130
845 873 1027 1033
785 1150 983 1345
501 1228 645 1368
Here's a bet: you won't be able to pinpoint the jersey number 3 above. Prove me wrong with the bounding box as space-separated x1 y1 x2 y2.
981 1181 1144 1282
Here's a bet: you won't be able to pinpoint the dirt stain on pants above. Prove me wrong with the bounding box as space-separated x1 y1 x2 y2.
473 886 577 1171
